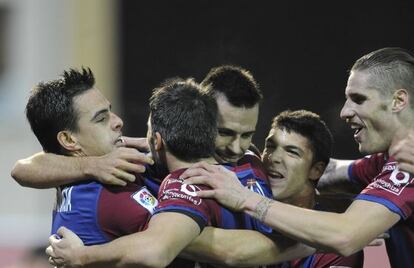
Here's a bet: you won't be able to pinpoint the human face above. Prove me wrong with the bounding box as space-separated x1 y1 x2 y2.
214 94 259 164
262 127 316 203
340 71 394 154
72 88 123 156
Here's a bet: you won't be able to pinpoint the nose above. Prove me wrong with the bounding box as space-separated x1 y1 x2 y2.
270 148 282 163
228 137 242 155
111 112 124 131
340 100 354 120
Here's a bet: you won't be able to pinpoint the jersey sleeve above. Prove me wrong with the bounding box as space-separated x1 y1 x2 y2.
309 250 364 268
154 174 217 232
98 182 157 240
349 153 386 187
355 157 414 219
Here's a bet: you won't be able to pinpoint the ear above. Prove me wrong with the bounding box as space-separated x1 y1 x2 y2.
309 161 326 181
391 89 409 113
153 132 164 151
57 130 81 153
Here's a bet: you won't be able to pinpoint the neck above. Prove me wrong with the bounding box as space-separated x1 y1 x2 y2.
166 152 218 173
278 185 316 209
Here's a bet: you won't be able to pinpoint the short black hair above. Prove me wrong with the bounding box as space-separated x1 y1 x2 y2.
352 47 414 104
25 67 95 154
201 65 262 108
149 78 218 162
272 110 333 165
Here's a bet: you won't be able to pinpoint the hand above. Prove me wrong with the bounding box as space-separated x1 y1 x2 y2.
390 131 414 174
84 147 154 186
120 136 150 152
367 232 390 247
179 162 252 211
46 227 84 267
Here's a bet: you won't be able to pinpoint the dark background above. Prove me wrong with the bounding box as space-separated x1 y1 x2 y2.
119 0 414 159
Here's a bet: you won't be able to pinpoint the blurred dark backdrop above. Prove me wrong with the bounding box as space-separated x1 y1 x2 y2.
119 0 414 159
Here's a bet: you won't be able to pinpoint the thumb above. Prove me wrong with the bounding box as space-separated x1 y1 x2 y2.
57 226 73 238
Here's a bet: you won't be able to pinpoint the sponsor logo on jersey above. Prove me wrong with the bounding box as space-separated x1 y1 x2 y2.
370 163 413 195
160 179 202 206
132 187 158 214
180 183 200 197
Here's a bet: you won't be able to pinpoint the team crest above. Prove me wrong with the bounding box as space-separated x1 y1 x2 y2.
132 187 158 214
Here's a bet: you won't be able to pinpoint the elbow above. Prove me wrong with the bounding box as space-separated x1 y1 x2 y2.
326 233 359 257
11 161 32 188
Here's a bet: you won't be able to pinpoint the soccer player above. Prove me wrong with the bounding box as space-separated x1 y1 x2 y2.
11 65 261 187
24 68 157 244
182 47 414 268
261 110 363 267
46 77 297 267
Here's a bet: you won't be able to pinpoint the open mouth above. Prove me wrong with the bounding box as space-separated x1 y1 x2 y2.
350 124 364 138
267 170 284 179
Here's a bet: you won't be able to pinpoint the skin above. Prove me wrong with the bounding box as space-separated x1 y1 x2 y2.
64 88 124 156
46 116 313 268
182 70 410 256
214 94 259 164
340 71 395 155
263 127 323 206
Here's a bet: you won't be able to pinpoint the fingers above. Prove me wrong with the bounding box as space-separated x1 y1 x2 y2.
378 232 390 239
195 189 216 198
180 167 211 179
122 136 150 152
184 175 214 186
46 245 57 258
119 148 154 165
112 169 137 183
49 255 65 266
367 238 383 247
119 161 148 174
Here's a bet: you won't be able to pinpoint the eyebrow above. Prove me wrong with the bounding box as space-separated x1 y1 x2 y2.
91 105 111 122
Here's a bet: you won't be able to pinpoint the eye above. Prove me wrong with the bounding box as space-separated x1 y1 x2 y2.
287 149 300 157
96 115 107 123
241 132 254 139
351 95 367 105
218 129 233 137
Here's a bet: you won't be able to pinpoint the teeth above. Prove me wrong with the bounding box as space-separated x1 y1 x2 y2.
268 171 283 178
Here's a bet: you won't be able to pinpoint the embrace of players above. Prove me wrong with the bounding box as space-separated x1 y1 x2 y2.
11 47 414 268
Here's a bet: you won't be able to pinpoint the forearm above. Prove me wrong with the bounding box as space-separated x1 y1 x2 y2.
75 233 166 268
11 152 92 188
242 193 365 256
318 159 359 194
182 227 314 267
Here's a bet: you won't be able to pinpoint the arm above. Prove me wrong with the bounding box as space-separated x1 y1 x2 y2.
181 227 315 267
181 162 400 256
11 137 153 188
241 195 399 256
48 212 200 268
317 158 357 194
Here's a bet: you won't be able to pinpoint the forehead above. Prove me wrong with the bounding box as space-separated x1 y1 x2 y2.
216 95 259 132
73 88 109 116
345 70 377 96
267 127 312 152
